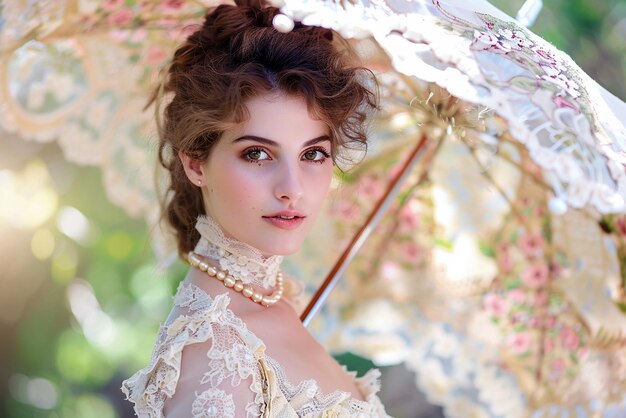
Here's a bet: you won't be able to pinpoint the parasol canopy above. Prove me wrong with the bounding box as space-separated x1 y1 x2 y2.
270 0 626 415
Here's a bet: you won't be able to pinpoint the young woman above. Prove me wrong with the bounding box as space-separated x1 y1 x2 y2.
122 3 388 417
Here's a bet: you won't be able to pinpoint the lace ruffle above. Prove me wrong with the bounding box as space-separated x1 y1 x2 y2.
121 281 390 417
121 288 266 418
194 215 283 289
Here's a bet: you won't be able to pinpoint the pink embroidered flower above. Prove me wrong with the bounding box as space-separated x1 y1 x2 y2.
496 243 514 274
473 30 498 49
539 61 567 78
154 18 178 27
401 241 423 263
551 358 565 374
544 315 556 329
108 8 134 26
508 332 532 354
169 24 198 41
560 327 580 350
579 347 590 360
507 288 525 303
553 96 578 111
534 290 549 307
161 0 185 10
549 262 565 279
541 73 581 99
472 31 512 53
535 205 546 217
358 175 384 200
519 233 545 259
398 205 420 231
494 41 512 53
498 28 533 50
520 196 530 208
528 317 541 328
532 46 558 65
615 215 626 236
484 293 508 317
129 28 148 43
521 263 550 288
102 0 124 11
109 30 129 42
337 202 359 222
146 46 168 66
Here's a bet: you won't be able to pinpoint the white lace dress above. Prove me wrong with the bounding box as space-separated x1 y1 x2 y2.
121 216 390 418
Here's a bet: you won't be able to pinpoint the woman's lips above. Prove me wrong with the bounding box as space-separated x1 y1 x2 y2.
262 216 305 230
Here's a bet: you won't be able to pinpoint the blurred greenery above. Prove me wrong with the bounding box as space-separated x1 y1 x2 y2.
2 1 625 418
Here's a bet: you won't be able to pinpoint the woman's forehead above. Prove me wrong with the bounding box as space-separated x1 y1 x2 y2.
230 93 330 146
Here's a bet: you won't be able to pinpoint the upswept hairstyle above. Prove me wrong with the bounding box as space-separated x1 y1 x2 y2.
155 4 378 257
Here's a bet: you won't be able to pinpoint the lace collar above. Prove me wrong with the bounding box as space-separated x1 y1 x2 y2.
193 215 283 289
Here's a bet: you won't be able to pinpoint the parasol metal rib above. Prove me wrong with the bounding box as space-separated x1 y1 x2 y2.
301 134 431 326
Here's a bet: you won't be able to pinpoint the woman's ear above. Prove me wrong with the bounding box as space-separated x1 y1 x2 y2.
179 151 205 187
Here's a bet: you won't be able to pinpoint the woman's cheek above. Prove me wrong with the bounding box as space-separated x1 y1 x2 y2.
303 168 333 217
225 164 266 206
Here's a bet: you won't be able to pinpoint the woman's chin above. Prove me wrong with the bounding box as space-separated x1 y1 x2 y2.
258 238 304 258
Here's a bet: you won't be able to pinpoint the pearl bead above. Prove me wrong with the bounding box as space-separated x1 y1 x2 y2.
242 286 254 298
272 13 294 33
187 251 282 308
188 253 199 267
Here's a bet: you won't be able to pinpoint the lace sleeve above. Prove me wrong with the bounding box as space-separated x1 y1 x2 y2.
121 286 268 418
164 322 266 418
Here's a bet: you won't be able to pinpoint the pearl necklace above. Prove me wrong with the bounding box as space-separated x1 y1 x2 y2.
187 251 284 307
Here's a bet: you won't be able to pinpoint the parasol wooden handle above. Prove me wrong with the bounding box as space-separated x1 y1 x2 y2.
301 134 430 326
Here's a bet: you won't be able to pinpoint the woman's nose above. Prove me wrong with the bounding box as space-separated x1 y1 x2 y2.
274 161 304 203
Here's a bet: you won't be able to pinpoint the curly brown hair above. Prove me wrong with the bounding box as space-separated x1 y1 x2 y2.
154 4 378 257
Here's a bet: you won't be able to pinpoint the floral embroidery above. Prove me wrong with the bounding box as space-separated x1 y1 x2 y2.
485 186 596 399
191 388 235 418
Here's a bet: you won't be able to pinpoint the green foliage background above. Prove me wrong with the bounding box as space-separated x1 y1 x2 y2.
1 1 624 418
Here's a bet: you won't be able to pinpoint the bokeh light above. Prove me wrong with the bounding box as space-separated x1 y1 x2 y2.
9 374 59 410
57 206 91 244
51 243 79 284
31 228 55 260
0 160 58 229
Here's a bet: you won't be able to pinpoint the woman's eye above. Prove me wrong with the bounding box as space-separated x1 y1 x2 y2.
244 148 270 162
303 148 330 162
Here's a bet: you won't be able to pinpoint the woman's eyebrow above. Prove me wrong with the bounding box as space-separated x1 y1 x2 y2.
232 135 331 147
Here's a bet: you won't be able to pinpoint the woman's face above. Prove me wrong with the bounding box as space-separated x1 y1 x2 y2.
200 93 334 256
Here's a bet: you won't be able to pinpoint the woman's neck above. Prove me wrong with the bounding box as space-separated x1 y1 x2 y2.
193 214 284 290
186 214 286 315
